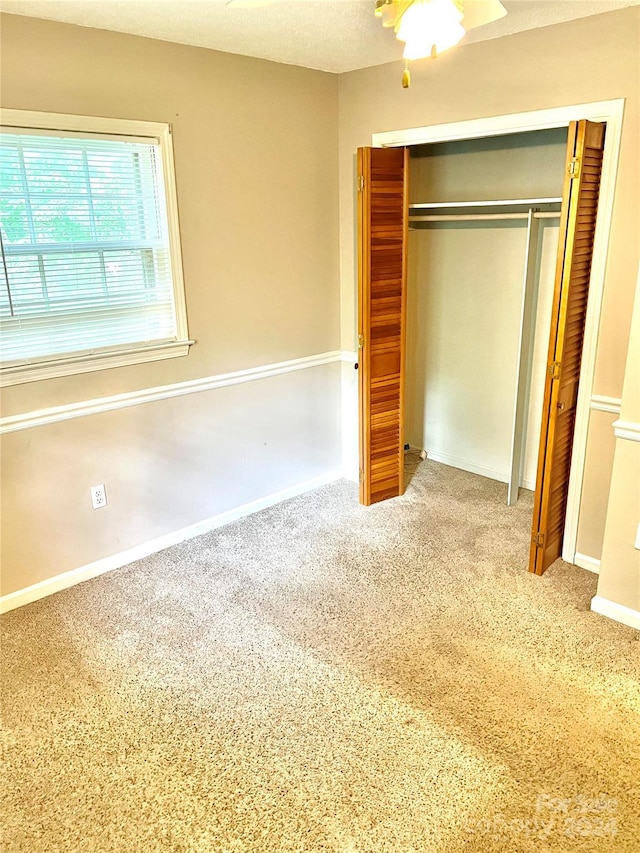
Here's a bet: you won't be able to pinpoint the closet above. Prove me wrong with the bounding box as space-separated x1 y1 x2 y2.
357 120 606 575
406 129 567 508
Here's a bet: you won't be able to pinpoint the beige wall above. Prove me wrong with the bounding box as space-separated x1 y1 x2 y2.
597 267 640 613
1 366 342 590
0 14 341 596
338 7 639 563
576 410 620 561
408 129 568 203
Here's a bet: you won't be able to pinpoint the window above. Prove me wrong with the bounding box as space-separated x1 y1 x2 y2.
0 111 191 385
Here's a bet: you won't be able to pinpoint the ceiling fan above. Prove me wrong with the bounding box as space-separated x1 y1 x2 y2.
226 0 508 87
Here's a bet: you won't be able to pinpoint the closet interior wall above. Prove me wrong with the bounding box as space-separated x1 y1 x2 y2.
406 129 568 497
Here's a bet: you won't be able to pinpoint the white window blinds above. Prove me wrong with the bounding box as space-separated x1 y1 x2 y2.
0 129 179 367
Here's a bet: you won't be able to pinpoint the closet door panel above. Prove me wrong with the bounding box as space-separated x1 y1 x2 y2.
357 146 408 506
529 120 605 575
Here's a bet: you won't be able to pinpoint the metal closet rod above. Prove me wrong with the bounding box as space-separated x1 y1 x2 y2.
409 211 561 223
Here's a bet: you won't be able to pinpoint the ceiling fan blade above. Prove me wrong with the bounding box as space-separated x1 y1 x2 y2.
460 0 507 31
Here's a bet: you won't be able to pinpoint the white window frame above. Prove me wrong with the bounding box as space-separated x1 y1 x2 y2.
0 109 192 386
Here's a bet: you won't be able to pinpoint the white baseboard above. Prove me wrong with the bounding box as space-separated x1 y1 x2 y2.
0 470 344 614
574 552 601 574
426 450 504 483
591 595 640 631
421 449 535 490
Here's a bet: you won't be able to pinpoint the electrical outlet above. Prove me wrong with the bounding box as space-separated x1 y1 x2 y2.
91 484 107 510
635 522 640 551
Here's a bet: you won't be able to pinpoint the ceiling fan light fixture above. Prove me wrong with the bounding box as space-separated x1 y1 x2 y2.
460 0 507 30
396 0 465 59
379 0 508 87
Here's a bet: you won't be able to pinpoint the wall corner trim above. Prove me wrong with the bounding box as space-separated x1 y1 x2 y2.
612 419 640 442
0 350 343 435
0 469 345 614
591 595 640 631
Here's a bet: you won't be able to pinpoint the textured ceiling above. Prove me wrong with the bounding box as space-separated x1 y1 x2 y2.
2 0 638 73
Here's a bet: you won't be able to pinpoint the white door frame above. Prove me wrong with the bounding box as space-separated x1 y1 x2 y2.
372 99 625 566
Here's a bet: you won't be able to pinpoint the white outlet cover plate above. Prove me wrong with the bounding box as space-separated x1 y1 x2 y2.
91 484 107 510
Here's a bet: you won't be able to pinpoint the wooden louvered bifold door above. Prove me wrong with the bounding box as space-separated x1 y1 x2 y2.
357 147 408 506
529 120 606 575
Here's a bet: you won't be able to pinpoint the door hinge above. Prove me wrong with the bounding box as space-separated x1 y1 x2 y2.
357 174 365 192
533 532 545 547
359 468 364 483
358 334 365 350
547 361 561 380
568 157 580 179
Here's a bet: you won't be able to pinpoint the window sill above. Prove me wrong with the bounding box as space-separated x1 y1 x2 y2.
1 340 195 387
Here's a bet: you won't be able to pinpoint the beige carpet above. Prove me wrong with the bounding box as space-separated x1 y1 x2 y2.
2 456 639 852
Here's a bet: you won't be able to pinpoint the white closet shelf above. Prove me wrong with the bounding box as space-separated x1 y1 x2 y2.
409 198 562 225
410 212 561 223
409 197 562 211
